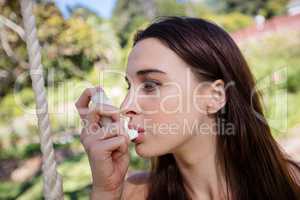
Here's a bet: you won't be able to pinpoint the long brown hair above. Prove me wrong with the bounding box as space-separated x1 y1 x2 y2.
132 16 300 200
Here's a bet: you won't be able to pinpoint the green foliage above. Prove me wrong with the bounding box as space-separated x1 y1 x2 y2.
287 92 300 127
240 31 300 128
16 88 35 106
111 0 201 47
0 87 36 126
0 2 121 97
216 0 288 18
287 66 300 93
22 143 41 158
155 0 186 16
0 141 72 160
0 181 23 200
205 12 253 32
0 93 23 123
0 143 23 160
129 144 149 170
39 5 121 82
0 153 91 200
242 31 300 92
112 0 152 47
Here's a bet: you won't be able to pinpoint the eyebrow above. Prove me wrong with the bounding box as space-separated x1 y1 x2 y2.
136 69 166 76
125 68 166 82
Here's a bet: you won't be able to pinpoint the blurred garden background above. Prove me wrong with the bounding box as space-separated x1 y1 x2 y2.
0 0 300 199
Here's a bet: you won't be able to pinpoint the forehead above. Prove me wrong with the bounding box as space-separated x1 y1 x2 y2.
126 38 189 78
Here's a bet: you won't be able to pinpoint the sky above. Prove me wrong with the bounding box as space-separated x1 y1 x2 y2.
54 0 117 18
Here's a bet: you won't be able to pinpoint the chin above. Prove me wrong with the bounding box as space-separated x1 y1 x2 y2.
134 143 169 158
134 143 152 158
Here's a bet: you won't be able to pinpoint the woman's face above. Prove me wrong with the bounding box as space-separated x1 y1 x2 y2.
120 38 221 158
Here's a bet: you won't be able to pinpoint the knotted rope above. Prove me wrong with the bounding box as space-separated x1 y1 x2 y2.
20 0 64 199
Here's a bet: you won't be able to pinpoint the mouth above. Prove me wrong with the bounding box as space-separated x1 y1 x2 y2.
128 123 145 143
132 131 145 144
128 123 145 133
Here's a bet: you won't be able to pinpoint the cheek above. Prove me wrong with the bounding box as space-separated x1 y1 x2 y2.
135 89 204 157
138 85 184 113
140 88 203 137
151 90 196 134
136 105 199 158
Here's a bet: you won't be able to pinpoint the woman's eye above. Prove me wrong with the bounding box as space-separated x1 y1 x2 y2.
142 80 161 92
125 80 161 92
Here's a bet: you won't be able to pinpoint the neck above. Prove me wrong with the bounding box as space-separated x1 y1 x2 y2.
173 118 227 200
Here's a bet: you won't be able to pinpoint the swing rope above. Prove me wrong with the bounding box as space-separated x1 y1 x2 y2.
20 0 63 199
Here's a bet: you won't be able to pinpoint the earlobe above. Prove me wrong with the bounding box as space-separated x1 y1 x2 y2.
207 100 226 114
206 104 213 114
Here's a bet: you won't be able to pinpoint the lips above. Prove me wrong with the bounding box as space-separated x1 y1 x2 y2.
128 123 145 133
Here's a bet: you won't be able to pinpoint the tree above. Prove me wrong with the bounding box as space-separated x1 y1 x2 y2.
111 0 224 47
217 0 288 18
0 1 121 97
111 0 155 47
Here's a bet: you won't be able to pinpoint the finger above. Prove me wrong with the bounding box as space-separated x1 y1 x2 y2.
116 135 129 155
100 135 128 153
101 121 130 143
75 87 102 119
80 118 102 145
98 118 130 143
80 113 129 149
89 104 121 123
111 136 129 160
80 127 89 148
75 87 94 119
88 136 129 163
81 123 120 147
80 114 101 142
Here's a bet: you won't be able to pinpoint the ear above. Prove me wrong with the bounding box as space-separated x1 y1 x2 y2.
207 79 226 114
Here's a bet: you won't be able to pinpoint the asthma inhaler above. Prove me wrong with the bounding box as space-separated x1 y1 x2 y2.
90 89 138 141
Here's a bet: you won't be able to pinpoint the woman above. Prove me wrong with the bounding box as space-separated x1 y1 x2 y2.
75 16 300 200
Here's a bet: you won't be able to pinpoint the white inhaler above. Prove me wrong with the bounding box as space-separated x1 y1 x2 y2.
90 89 138 141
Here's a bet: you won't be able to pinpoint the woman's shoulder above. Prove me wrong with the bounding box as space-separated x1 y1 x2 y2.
122 171 150 200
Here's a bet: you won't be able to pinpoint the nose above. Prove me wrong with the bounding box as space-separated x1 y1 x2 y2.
121 107 138 124
120 92 140 120
122 111 136 124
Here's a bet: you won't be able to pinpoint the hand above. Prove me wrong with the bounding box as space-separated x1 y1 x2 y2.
75 87 130 198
